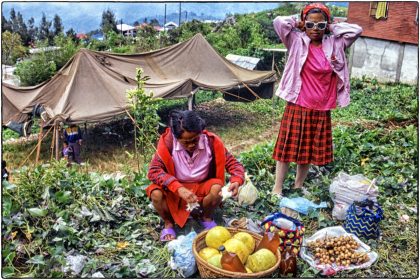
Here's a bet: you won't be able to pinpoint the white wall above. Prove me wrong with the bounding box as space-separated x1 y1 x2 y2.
350 37 418 85
400 44 419 85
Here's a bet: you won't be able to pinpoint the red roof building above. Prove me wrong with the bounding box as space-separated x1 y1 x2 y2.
347 2 418 45
76 33 88 40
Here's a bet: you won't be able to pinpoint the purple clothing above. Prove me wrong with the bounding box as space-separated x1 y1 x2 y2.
273 16 363 108
69 142 81 164
62 146 71 158
296 43 338 110
172 134 213 183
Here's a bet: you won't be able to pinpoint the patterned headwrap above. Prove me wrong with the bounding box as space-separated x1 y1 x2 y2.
301 2 331 23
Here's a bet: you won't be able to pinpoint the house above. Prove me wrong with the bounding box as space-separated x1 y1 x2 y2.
136 23 164 32
347 2 418 84
116 23 136 36
164 21 178 31
76 33 88 40
29 46 60 54
226 54 262 70
1 65 19 85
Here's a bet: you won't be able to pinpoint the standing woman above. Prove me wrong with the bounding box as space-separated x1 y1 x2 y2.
271 3 363 196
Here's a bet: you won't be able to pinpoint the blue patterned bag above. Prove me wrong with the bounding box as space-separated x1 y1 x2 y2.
344 199 383 240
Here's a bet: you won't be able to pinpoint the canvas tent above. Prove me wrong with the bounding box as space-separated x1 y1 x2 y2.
2 33 276 126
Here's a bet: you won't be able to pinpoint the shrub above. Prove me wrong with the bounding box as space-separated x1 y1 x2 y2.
14 54 57 86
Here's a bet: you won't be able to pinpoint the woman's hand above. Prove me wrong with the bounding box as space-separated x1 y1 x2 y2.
228 182 240 197
297 20 305 31
177 186 198 204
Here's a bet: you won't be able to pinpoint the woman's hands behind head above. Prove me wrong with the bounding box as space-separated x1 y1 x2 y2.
297 20 305 31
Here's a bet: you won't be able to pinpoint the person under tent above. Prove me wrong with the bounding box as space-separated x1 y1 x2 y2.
63 124 83 164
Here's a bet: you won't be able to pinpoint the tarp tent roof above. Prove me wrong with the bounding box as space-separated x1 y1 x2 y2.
2 33 276 125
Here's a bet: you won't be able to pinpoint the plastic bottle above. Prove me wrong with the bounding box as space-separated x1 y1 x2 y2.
255 231 280 255
273 217 296 230
279 241 297 277
219 245 247 273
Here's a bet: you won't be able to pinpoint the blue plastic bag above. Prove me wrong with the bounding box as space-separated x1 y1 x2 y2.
167 231 197 277
279 197 327 215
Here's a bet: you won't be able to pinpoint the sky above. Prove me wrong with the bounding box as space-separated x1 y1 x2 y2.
1 1 283 32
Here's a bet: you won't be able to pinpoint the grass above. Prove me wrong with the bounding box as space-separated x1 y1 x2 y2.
2 90 282 173
1 79 418 278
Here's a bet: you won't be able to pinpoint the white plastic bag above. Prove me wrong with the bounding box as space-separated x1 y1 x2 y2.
237 174 259 206
329 172 378 220
300 226 378 276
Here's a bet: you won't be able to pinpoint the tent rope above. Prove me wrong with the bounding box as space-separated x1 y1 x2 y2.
240 82 261 100
18 125 54 169
274 63 282 79
218 88 255 102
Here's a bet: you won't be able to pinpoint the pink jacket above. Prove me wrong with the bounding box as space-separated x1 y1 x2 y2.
273 16 363 107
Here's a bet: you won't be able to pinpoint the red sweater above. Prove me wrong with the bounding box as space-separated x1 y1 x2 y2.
147 128 245 192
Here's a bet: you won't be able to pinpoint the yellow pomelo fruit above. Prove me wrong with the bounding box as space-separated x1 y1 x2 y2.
245 267 253 273
205 226 232 249
233 232 255 253
199 247 220 261
223 238 250 264
245 248 277 272
207 254 222 269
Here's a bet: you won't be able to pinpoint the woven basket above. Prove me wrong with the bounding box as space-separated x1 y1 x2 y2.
192 227 281 278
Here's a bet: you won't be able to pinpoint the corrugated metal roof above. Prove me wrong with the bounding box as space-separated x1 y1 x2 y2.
226 54 260 70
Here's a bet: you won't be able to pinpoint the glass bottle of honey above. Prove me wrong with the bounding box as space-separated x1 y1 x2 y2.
219 245 247 273
279 241 297 277
255 231 280 255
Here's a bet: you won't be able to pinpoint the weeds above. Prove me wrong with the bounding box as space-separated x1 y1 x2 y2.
1 79 418 277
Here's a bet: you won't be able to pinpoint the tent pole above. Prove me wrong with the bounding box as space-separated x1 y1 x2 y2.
84 122 87 140
271 51 275 71
187 93 195 111
50 124 56 160
55 122 60 160
35 119 44 165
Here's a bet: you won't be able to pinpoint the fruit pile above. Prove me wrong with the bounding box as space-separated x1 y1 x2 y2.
306 235 370 267
198 226 277 273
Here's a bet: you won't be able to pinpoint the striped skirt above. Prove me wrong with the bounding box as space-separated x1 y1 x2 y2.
272 102 333 165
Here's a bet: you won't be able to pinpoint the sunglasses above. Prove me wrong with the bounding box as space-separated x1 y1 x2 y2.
305 21 328 30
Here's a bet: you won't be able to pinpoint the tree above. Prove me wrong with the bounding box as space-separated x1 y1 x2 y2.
27 17 38 44
100 9 117 37
16 12 29 45
14 52 56 86
52 34 79 69
105 30 125 49
2 12 11 33
65 28 78 42
1 31 26 65
126 68 161 169
9 8 18 33
53 14 64 36
149 18 160 26
38 13 52 43
135 25 159 52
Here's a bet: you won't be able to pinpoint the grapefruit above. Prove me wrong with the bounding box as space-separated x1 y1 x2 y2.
205 226 232 249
